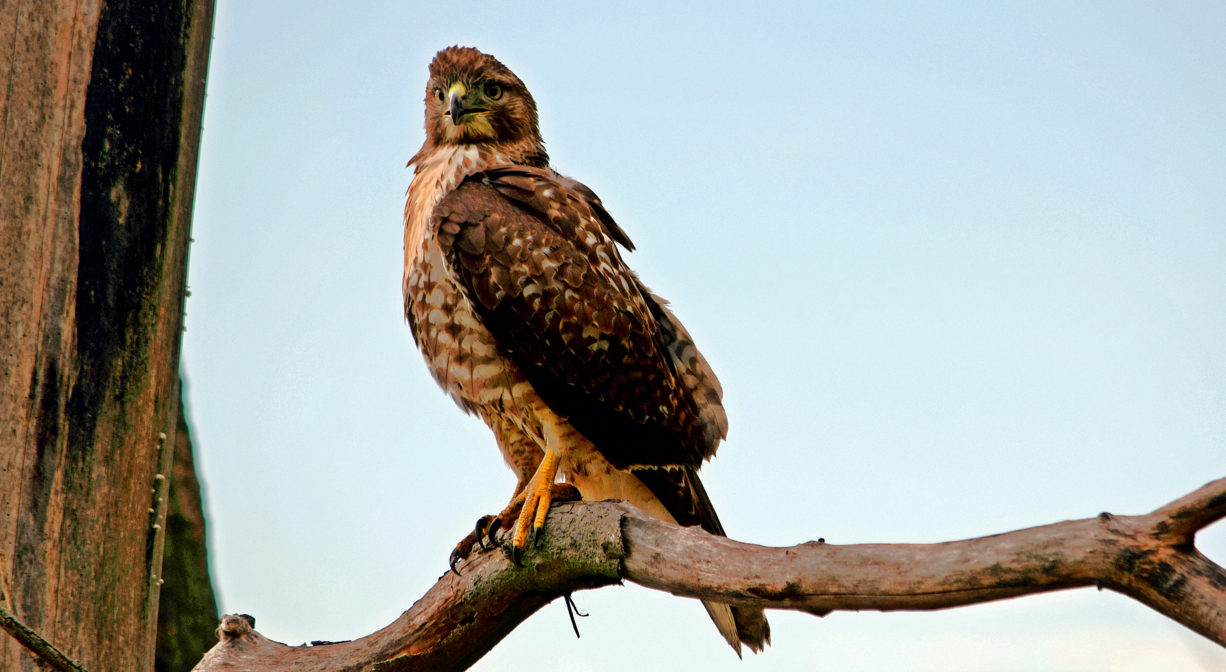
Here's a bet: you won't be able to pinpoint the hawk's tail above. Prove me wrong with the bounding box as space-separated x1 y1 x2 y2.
633 467 771 656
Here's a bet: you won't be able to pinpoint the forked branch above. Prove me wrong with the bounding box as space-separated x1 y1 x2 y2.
191 478 1226 672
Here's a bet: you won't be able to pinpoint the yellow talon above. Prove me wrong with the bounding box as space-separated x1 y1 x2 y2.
511 448 562 549
532 486 552 532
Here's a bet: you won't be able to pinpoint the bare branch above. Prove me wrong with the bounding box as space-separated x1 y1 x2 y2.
0 604 90 672
192 478 1226 672
192 504 626 672
1148 477 1226 543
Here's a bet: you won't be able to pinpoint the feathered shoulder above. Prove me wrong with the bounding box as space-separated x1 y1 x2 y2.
430 168 726 469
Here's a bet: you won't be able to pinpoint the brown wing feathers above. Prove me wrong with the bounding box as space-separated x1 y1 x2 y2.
432 170 713 471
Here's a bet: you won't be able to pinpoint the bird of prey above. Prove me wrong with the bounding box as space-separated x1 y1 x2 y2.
402 46 769 654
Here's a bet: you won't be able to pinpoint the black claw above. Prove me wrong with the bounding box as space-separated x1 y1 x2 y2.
485 515 503 547
449 512 508 574
473 515 495 551
506 542 524 566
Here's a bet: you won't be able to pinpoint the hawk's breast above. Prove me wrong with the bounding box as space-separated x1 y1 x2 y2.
406 231 530 415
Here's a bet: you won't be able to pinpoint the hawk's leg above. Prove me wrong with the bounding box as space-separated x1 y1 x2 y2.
450 415 542 572
508 447 584 558
449 482 528 573
448 479 580 572
450 409 583 569
504 409 586 560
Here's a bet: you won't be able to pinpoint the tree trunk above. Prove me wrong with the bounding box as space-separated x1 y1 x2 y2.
0 1 215 671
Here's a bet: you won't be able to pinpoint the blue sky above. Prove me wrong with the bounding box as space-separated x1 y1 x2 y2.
184 2 1226 670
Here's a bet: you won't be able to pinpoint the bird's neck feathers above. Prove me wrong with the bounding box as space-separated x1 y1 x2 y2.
402 139 546 272
407 135 547 175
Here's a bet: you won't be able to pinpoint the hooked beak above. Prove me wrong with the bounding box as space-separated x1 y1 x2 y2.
446 82 482 124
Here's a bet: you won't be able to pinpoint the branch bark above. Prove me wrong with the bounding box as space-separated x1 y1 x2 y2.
0 604 89 672
192 478 1226 672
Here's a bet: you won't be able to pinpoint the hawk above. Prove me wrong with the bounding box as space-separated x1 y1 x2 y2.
402 46 769 654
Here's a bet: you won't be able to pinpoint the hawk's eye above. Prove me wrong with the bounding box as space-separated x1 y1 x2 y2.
434 88 444 102
483 83 503 100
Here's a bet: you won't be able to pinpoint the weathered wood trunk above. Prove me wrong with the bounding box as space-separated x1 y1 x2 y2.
0 1 215 671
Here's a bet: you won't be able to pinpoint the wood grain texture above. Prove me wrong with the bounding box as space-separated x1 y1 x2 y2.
0 1 215 670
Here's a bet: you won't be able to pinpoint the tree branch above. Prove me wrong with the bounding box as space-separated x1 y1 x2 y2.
191 478 1226 672
0 604 90 672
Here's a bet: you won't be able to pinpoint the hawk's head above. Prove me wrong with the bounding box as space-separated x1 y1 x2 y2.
419 47 545 164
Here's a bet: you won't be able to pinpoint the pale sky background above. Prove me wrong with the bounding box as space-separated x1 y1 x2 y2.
183 2 1226 670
